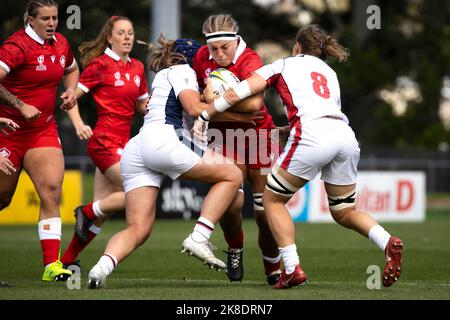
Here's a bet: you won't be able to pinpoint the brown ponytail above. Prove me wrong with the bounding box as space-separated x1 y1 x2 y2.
296 24 349 62
147 34 186 73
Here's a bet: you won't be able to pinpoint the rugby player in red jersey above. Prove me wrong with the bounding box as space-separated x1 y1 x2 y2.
193 14 282 285
0 0 78 281
60 16 149 268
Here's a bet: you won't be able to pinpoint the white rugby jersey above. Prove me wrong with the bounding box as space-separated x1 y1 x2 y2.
144 64 199 129
256 54 348 127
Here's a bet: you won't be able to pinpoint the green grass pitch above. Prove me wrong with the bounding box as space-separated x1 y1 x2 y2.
0 210 449 300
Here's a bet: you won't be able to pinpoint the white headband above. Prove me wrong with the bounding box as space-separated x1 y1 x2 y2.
205 31 238 43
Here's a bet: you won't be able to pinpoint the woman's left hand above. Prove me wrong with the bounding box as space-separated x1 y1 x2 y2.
60 89 77 111
203 78 218 104
192 118 209 144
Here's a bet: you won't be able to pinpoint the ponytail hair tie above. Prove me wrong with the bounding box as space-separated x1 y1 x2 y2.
320 42 325 49
110 15 117 20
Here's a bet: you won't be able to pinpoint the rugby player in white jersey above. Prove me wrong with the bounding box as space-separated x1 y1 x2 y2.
87 36 242 289
194 24 404 289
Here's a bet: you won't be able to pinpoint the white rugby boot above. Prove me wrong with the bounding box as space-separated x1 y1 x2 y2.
87 264 107 289
181 234 226 270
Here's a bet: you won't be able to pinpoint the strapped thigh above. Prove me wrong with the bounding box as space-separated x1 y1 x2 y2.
265 166 299 198
328 189 356 211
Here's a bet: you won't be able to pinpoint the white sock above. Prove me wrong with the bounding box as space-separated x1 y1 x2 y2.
38 217 62 240
279 244 300 274
88 224 102 235
368 225 391 251
262 253 281 264
95 253 118 277
192 217 214 242
93 200 106 218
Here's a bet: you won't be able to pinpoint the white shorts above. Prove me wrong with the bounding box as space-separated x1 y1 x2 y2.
277 117 360 185
120 124 202 193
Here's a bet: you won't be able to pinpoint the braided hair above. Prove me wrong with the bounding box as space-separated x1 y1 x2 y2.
296 24 349 62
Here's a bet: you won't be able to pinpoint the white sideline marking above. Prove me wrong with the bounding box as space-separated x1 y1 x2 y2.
109 278 450 287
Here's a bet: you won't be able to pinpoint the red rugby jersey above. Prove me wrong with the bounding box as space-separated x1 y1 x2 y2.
0 26 75 130
78 48 148 135
193 37 275 130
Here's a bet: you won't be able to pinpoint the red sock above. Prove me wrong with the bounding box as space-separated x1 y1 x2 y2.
61 231 98 264
224 229 244 249
40 239 60 266
263 259 281 275
82 203 96 220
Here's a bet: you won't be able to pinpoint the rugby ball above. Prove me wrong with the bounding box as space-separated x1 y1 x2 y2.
209 68 240 95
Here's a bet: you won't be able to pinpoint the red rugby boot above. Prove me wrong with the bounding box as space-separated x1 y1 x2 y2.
273 265 307 289
383 236 404 287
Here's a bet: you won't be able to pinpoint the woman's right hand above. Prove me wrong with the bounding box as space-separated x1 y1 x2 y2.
237 110 264 125
0 156 15 175
272 125 290 144
75 122 93 140
0 117 19 135
19 103 41 121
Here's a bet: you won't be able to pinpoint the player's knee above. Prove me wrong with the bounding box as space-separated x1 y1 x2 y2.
129 223 151 247
137 232 151 246
228 189 244 215
261 190 283 220
227 166 243 188
39 182 62 205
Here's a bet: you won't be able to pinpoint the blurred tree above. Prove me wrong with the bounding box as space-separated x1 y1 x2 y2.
346 0 450 149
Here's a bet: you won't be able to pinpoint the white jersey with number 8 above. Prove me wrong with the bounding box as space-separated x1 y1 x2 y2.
256 54 359 185
256 54 348 126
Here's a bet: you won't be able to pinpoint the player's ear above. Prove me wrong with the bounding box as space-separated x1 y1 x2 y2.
28 16 34 27
292 42 301 56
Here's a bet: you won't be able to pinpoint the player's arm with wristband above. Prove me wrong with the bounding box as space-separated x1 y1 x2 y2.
193 72 267 136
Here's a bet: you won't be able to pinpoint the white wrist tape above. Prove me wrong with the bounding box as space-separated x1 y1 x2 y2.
233 80 252 100
199 110 210 122
213 95 232 112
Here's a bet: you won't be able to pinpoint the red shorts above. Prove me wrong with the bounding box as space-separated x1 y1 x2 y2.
88 129 130 173
0 123 61 168
209 127 281 169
